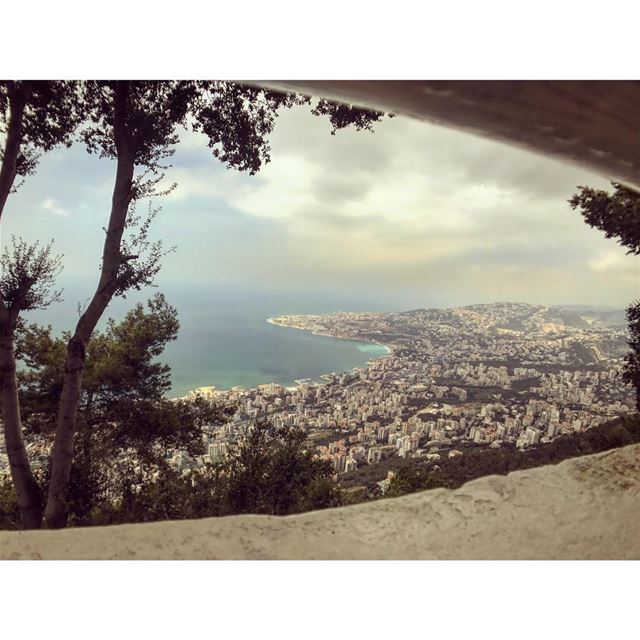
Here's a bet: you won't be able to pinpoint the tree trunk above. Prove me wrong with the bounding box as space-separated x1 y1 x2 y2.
44 81 135 528
0 81 32 220
0 331 43 528
0 83 41 529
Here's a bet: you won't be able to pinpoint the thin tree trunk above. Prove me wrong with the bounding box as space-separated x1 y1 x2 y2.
1 82 42 528
0 81 32 220
0 329 43 528
44 81 135 528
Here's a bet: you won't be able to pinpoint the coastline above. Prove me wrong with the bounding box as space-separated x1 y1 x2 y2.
266 316 393 356
178 316 392 399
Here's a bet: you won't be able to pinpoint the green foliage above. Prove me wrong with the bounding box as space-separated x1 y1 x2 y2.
569 182 640 255
2 294 339 528
190 82 310 175
80 81 196 178
384 469 442 498
8 294 232 526
0 463 48 530
311 98 387 134
3 80 385 183
79 81 386 180
622 302 640 411
17 293 184 435
85 421 342 526
76 462 224 526
569 181 640 407
222 421 341 516
0 80 85 177
0 237 63 321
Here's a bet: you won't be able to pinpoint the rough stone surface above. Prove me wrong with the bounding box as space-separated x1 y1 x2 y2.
2 444 639 560
266 81 640 189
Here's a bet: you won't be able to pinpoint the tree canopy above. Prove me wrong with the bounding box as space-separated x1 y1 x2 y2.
569 181 640 410
0 81 84 218
0 80 388 528
1 295 232 527
569 182 640 255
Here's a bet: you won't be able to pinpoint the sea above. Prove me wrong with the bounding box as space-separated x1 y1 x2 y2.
27 283 401 399
162 288 390 397
165 314 388 397
21 279 625 400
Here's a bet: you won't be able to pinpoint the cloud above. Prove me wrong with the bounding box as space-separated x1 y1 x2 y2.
589 249 638 275
149 103 637 307
5 101 636 311
170 105 610 232
41 197 69 217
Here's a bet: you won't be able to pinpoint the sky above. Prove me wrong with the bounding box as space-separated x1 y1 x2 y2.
1 101 638 324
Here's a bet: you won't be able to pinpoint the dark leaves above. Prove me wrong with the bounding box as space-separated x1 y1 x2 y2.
191 82 309 174
79 81 196 168
0 236 63 322
221 420 341 515
569 182 640 255
622 300 640 411
311 98 386 135
0 81 85 177
569 181 640 408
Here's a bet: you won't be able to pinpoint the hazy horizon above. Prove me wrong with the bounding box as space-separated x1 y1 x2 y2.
18 279 627 339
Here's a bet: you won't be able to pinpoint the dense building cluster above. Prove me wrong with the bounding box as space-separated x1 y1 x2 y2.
185 302 632 477
1 303 632 484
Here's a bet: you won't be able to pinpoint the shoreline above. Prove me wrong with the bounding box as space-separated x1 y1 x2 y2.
177 316 393 399
266 316 393 356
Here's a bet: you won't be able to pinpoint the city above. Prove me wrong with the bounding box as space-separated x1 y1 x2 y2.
168 302 633 493
1 301 631 497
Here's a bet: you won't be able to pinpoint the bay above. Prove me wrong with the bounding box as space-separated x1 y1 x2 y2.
23 283 405 399
164 306 388 397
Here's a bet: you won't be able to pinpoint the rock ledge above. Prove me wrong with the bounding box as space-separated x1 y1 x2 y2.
2 444 639 560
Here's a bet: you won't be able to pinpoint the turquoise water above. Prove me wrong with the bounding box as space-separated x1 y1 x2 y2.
164 315 387 397
24 284 395 398
154 289 391 397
